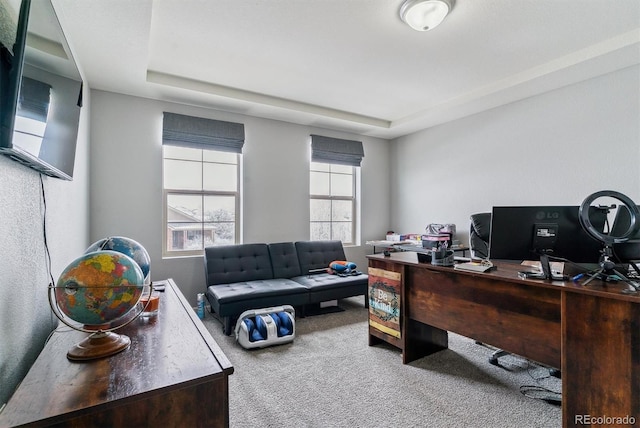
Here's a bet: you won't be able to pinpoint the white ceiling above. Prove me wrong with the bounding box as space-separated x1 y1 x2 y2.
52 0 640 139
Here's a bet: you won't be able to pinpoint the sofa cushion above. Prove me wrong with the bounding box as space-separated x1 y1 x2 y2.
292 272 368 305
295 240 346 275
268 242 302 278
204 243 273 285
206 278 310 317
291 272 366 291
208 278 308 304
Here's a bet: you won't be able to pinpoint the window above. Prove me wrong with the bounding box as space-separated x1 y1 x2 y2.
162 113 244 256
310 162 355 244
163 147 240 255
309 134 364 245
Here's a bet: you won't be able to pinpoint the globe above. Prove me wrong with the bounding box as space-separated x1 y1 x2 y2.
56 250 145 325
86 236 151 281
52 250 146 360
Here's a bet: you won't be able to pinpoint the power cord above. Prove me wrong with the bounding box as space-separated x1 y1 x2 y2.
519 361 562 405
519 385 562 405
484 345 562 404
40 174 57 332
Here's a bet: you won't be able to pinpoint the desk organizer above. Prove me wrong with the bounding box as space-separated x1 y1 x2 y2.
235 305 295 349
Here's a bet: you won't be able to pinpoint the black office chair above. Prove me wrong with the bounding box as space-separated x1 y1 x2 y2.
469 213 491 260
610 204 640 274
469 212 513 365
615 242 640 273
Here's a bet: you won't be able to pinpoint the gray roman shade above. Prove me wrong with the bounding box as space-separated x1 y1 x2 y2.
18 77 51 122
310 134 364 167
162 112 245 153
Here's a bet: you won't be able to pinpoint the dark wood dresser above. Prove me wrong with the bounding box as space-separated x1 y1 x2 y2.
0 278 233 427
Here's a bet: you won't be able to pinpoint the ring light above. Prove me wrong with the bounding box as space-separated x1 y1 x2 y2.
579 190 639 246
578 190 640 294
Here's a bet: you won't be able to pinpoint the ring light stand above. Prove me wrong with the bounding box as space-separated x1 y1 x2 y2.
578 190 640 293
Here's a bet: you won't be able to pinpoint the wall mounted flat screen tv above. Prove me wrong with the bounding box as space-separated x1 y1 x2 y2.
0 0 82 180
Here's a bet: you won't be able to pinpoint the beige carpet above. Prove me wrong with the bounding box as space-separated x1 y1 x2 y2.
202 297 561 428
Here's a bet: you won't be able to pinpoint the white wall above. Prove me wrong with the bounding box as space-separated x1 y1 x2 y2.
389 66 640 245
0 92 90 407
89 91 391 305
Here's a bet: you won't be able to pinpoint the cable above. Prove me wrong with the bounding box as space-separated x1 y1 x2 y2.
40 174 55 287
489 353 562 404
519 361 562 404
519 385 562 405
40 174 57 328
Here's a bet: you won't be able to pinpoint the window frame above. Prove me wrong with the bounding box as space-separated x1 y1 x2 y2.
309 161 357 245
162 146 241 258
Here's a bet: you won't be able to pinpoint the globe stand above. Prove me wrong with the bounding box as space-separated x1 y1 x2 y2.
49 281 154 362
67 331 131 361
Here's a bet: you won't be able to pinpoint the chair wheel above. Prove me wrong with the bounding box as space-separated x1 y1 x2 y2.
489 349 508 365
549 368 561 378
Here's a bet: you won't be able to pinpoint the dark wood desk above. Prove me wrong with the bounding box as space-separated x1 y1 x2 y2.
0 278 234 428
367 252 640 428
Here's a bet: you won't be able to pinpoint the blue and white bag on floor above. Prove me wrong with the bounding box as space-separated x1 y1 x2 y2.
235 305 295 349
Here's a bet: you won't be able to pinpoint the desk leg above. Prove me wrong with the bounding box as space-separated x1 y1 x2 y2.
562 292 640 427
403 320 448 364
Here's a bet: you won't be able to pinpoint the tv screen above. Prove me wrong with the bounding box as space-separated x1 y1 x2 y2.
0 0 82 180
489 206 607 263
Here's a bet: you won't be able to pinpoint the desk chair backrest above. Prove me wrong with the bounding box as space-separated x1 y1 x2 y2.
469 213 491 260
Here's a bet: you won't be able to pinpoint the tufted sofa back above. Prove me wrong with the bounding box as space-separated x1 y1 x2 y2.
295 240 346 275
204 243 273 285
268 242 302 278
204 240 350 288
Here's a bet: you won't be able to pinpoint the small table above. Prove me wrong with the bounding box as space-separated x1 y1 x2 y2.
0 278 234 428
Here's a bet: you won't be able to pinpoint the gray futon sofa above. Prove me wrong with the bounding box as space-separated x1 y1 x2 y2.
204 240 368 335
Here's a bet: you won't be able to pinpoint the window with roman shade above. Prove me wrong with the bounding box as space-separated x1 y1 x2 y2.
310 134 364 167
162 112 244 256
162 112 244 153
309 135 364 244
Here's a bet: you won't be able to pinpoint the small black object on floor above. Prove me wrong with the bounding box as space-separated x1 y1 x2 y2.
303 303 345 316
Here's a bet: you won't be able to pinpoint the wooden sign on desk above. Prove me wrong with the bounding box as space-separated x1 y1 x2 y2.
368 267 401 338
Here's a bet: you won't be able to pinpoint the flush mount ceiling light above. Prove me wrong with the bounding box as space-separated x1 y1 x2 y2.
399 0 453 32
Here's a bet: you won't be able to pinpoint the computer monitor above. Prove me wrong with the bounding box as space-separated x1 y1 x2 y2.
611 205 640 263
610 205 640 239
489 206 607 264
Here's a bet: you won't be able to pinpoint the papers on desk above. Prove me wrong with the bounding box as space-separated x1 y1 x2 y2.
454 261 494 273
521 259 565 275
